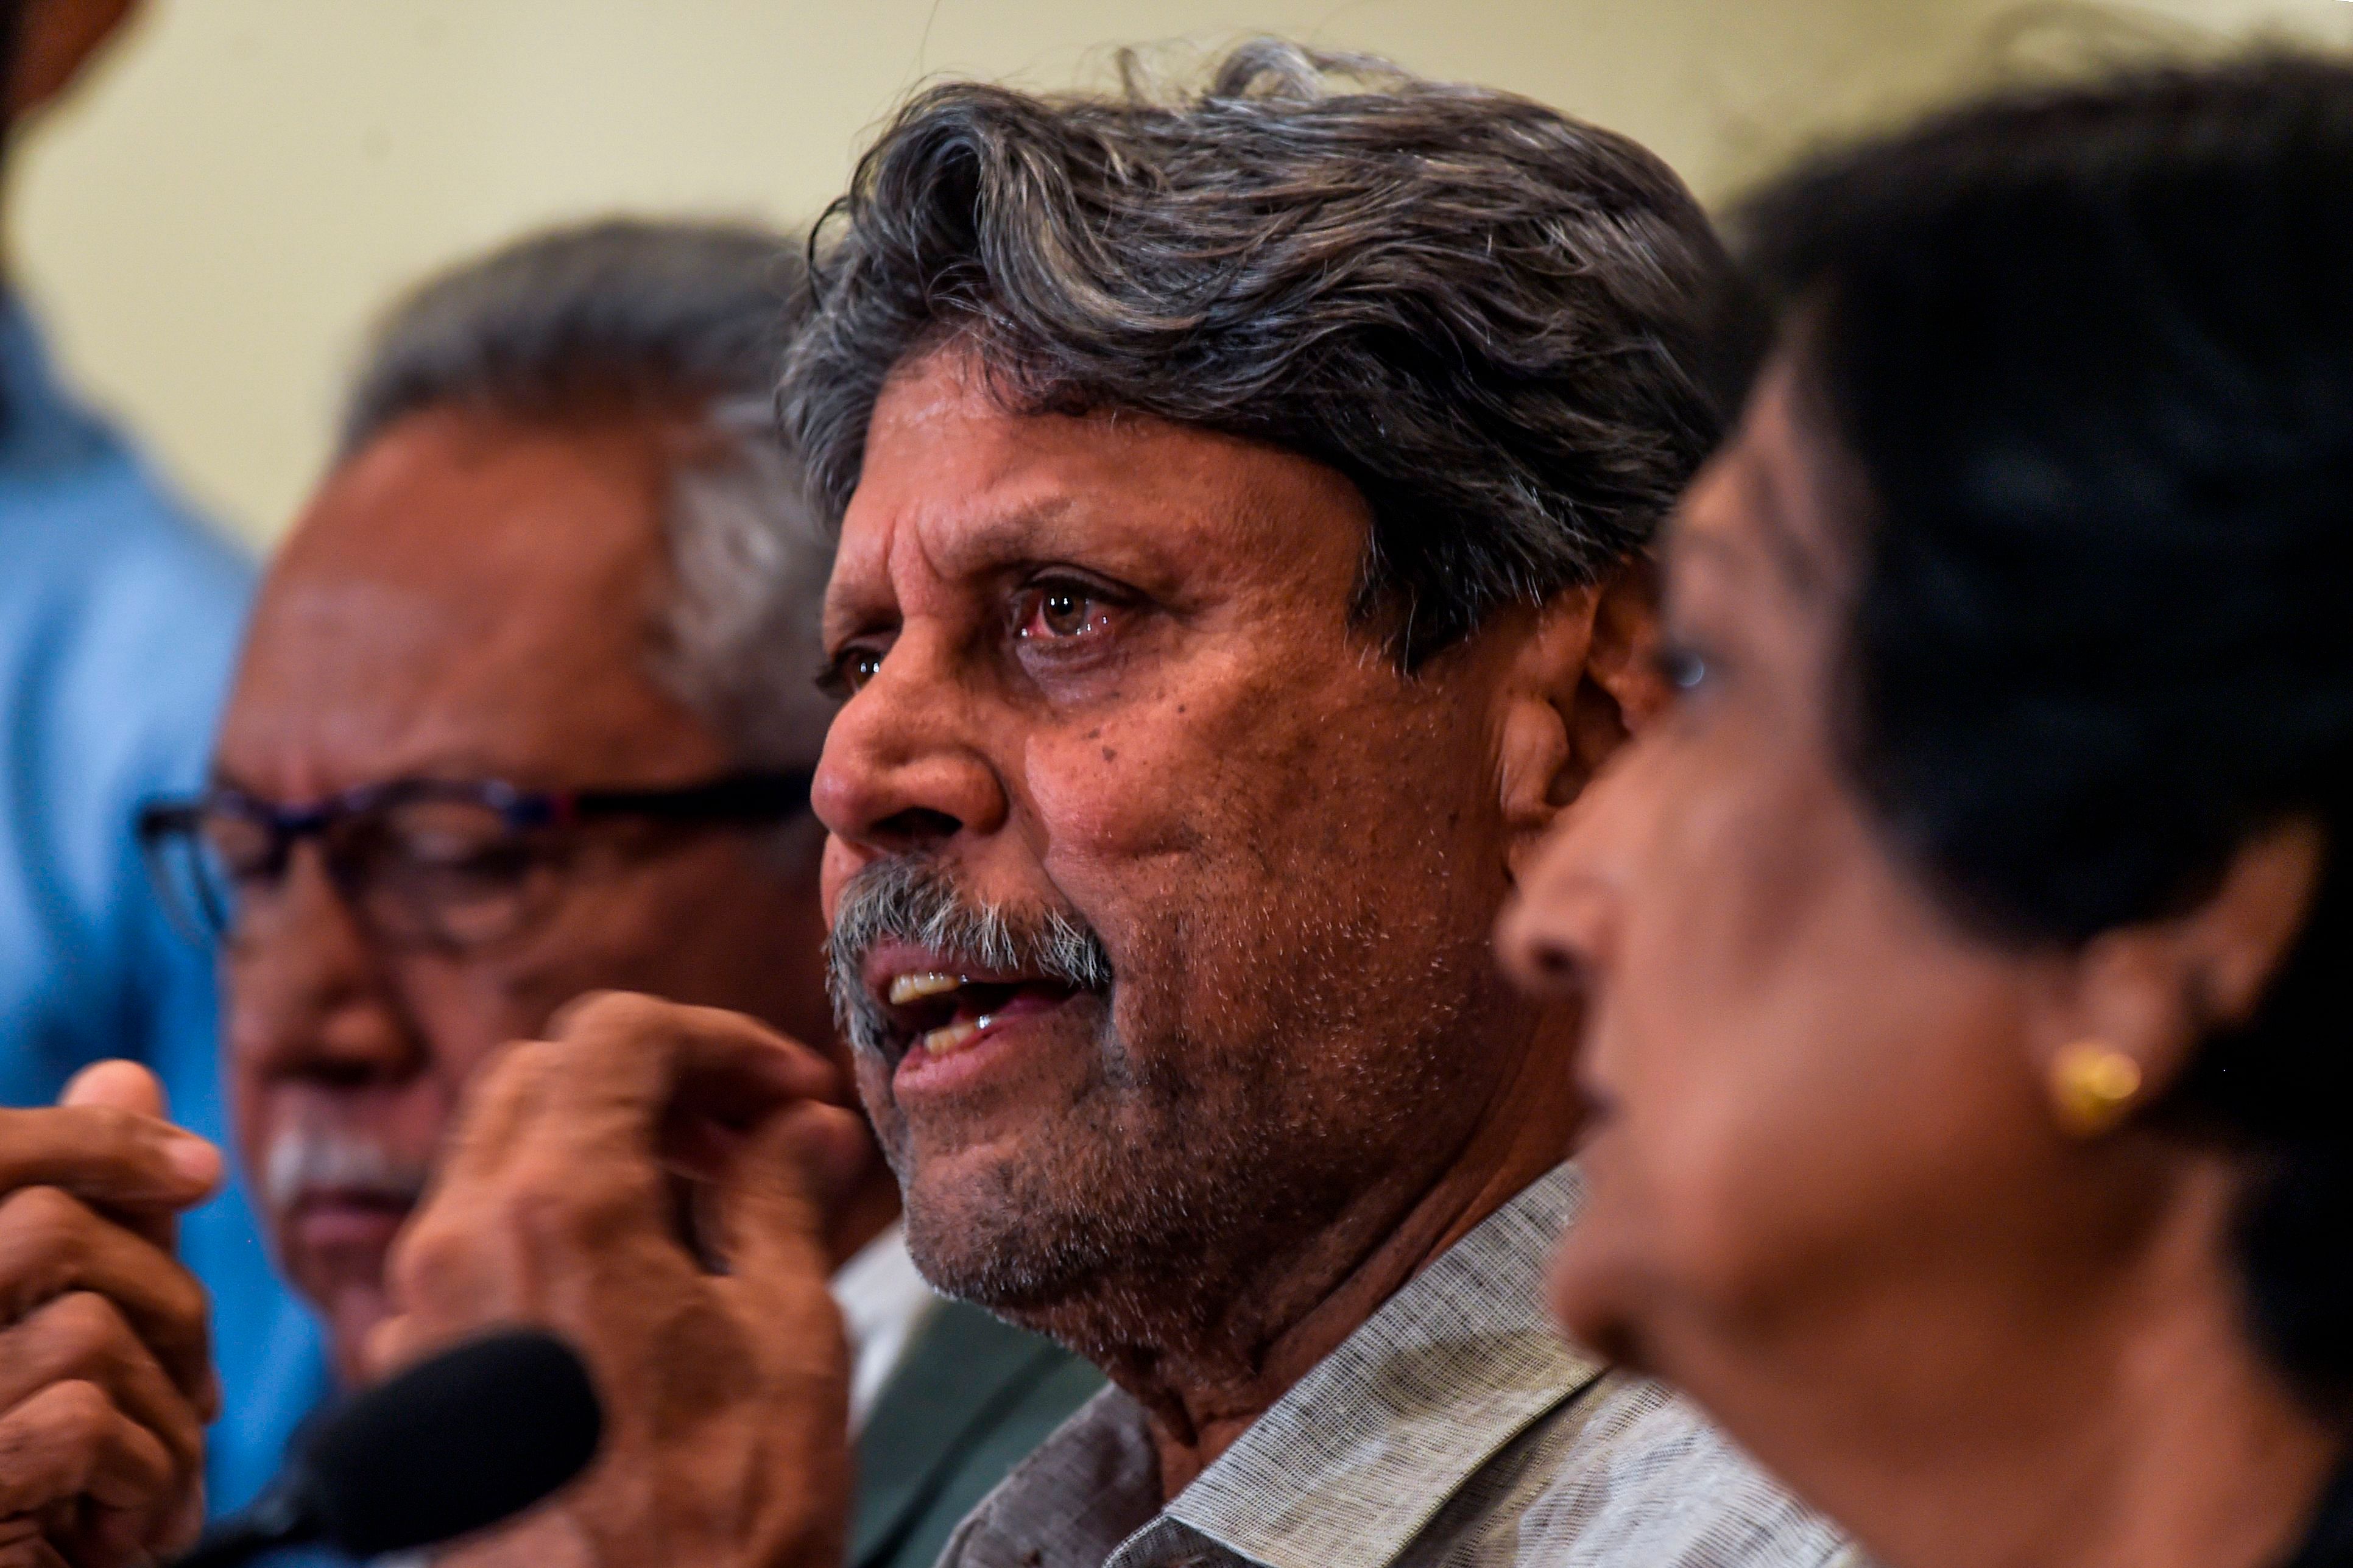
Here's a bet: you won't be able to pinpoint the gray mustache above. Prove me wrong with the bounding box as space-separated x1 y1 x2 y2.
262 1126 435 1212
826 856 1113 1058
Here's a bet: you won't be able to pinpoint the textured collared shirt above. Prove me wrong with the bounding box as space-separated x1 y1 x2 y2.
835 1223 942 1430
938 1164 1863 1568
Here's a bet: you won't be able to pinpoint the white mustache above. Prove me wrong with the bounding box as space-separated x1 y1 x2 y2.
262 1127 434 1213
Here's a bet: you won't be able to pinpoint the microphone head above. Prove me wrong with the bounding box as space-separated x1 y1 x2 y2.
295 1327 604 1558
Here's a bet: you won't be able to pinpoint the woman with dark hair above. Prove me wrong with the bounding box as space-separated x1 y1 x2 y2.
1499 55 2353 1568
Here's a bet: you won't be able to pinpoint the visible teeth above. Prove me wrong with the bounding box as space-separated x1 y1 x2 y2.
889 971 962 1005
919 1019 984 1057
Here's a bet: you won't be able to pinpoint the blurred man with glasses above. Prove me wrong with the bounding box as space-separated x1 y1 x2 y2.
106 219 1095 1568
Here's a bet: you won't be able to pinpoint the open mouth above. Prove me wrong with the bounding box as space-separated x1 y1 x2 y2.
879 968 1084 1063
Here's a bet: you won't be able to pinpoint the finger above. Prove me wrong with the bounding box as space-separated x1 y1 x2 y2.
0 1538 66 1568
72 1505 154 1568
584 999 859 1273
441 997 837 1243
533 996 844 1243
542 987 621 1040
0 1108 218 1211
379 1046 598 1351
545 993 846 1133
384 999 847 1344
0 1381 174 1517
57 1064 163 1122
157 1471 208 1556
55 1068 184 1253
377 1192 515 1362
712 1108 855 1442
717 1103 860 1297
0 1518 41 1562
0 1293 208 1475
0 1190 213 1412
362 1310 429 1382
429 1039 555 1192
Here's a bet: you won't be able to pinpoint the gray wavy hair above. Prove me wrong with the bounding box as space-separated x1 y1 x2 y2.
781 40 1747 667
341 217 834 765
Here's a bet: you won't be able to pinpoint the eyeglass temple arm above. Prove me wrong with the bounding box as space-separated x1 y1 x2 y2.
563 770 814 823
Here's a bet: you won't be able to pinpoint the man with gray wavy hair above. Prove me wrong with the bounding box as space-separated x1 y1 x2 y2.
371 45 1855 1568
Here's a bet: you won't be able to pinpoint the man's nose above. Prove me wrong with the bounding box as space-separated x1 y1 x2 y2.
225 846 426 1088
811 635 1010 855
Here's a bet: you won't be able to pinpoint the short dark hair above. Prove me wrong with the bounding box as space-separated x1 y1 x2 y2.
1739 55 2353 1418
780 40 1743 667
342 218 836 767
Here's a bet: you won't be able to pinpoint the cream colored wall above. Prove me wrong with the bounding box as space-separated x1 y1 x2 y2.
9 0 2348 546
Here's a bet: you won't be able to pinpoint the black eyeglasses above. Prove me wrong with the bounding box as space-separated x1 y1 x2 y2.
136 772 811 952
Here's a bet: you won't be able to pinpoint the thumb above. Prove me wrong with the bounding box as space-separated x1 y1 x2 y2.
719 1103 867 1295
60 1060 167 1119
59 1061 208 1249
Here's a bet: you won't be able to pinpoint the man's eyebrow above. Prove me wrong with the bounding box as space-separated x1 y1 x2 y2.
820 586 895 649
822 492 1103 644
937 493 1085 558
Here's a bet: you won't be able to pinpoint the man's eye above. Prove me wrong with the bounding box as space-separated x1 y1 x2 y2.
397 835 516 871
822 646 886 696
1018 585 1110 641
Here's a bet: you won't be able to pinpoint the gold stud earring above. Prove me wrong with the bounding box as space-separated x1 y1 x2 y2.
2050 1039 2144 1137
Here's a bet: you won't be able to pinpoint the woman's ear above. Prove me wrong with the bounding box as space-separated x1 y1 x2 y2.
2024 818 2325 1131
1496 563 1666 878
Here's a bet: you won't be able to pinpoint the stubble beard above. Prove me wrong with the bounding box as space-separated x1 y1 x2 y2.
831 854 1500 1368
886 1010 1387 1363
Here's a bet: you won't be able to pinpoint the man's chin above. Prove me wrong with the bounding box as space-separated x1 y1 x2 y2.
898 1147 1129 1318
281 1202 414 1384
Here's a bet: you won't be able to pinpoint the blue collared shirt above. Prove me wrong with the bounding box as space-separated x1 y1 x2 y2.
0 297 332 1513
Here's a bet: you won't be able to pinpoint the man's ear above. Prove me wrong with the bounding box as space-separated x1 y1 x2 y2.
1579 555 1671 746
1494 561 1665 877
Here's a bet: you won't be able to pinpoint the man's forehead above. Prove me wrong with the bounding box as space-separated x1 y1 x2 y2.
823 350 1373 636
224 409 712 789
261 413 668 657
288 407 668 576
824 480 1095 634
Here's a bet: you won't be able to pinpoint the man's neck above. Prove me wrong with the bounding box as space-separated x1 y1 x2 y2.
1116 1021 1586 1499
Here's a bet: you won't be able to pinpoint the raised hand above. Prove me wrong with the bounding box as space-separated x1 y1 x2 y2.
371 993 874 1568
0 1063 221 1568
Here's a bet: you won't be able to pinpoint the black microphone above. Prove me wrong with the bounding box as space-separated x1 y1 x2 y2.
175 1328 604 1567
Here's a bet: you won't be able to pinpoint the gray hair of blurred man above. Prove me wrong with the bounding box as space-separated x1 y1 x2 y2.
338 217 833 768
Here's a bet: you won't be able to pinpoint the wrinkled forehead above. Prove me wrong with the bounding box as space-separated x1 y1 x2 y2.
224 408 714 787
822 348 1373 644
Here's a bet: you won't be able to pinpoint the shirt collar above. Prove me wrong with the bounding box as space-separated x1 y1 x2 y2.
831 1222 941 1432
1160 1161 1601 1568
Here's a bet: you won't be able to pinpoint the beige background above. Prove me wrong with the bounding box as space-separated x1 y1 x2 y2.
9 0 2349 546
